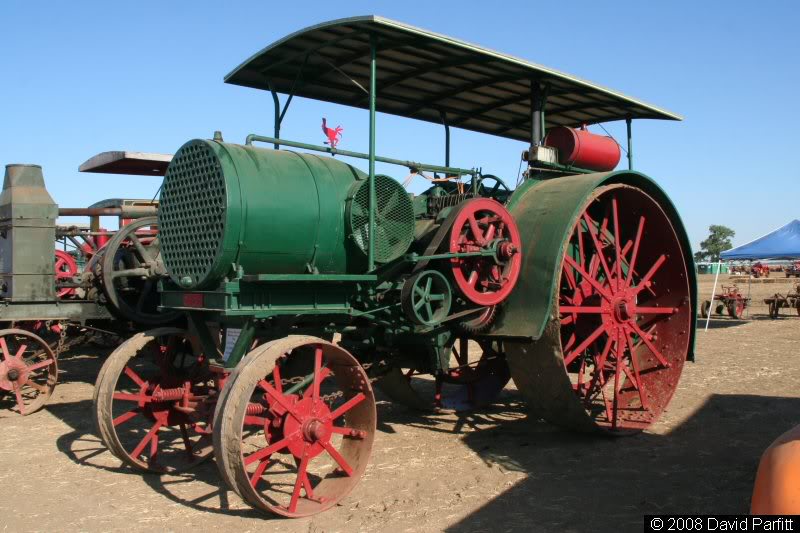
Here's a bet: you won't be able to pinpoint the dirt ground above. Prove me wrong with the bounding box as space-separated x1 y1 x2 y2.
2 274 799 533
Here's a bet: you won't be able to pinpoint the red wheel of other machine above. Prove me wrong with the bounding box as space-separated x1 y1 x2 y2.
54 250 78 298
0 328 58 415
449 198 522 306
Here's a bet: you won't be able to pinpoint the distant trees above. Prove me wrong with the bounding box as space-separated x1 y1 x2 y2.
694 225 735 262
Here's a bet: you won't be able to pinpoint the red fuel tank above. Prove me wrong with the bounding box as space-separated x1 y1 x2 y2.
544 126 621 172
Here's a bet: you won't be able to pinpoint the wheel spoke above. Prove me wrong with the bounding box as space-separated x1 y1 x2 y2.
312 347 323 404
273 364 283 395
322 440 354 476
113 409 140 427
330 426 365 438
467 215 484 244
0 338 11 361
260 379 303 423
563 324 606 367
564 255 612 301
244 435 293 466
288 449 310 513
633 255 666 294
249 457 270 488
560 306 604 314
14 344 28 359
583 213 614 285
634 306 677 315
14 386 26 415
303 367 331 399
25 358 54 373
128 233 154 263
131 420 162 461
630 322 671 368
123 366 147 388
611 332 623 430
610 199 622 282
325 392 366 423
113 392 150 403
26 381 48 394
626 216 646 286
624 331 649 410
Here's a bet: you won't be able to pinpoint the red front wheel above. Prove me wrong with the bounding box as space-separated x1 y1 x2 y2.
213 336 376 517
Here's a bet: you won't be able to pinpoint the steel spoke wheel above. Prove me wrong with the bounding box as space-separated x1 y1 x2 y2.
377 337 509 412
0 329 57 415
93 328 214 473
449 198 522 306
101 217 180 325
214 336 376 518
507 184 692 434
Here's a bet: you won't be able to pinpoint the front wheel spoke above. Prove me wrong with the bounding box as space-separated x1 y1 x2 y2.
288 450 311 513
250 458 270 488
325 392 366 423
123 366 147 388
303 367 332 400
322 440 353 476
14 344 28 359
312 347 323 403
113 392 150 403
0 338 11 361
243 434 293 466
113 409 140 427
261 380 303 423
131 421 162 460
583 213 614 285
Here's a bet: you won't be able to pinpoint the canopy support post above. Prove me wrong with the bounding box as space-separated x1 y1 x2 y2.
367 34 377 272
268 82 281 150
626 118 634 170
440 111 450 168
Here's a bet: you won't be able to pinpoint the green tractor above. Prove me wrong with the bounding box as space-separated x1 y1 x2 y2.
93 16 696 518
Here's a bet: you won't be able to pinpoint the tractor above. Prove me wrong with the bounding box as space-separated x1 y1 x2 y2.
92 16 696 518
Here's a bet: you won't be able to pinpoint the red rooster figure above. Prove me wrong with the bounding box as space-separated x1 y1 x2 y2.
322 118 343 149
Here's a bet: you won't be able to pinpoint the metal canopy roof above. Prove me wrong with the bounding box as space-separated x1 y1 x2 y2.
225 16 681 143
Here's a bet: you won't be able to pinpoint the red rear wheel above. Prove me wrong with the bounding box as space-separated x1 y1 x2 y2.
0 329 57 415
508 184 692 433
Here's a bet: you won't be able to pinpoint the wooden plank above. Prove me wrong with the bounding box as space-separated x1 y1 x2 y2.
78 151 172 176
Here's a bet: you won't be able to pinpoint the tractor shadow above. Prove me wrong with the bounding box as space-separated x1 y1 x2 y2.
46 398 264 520
436 393 800 533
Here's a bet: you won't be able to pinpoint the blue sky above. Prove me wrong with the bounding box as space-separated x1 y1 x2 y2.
2 1 797 249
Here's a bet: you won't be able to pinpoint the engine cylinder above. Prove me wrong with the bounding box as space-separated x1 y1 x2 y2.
158 140 376 289
544 126 621 172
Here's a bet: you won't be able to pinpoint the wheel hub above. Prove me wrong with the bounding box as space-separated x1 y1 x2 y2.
612 297 633 323
281 397 333 460
0 359 28 391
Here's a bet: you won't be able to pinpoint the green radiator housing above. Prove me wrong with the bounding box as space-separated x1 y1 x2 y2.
158 140 414 290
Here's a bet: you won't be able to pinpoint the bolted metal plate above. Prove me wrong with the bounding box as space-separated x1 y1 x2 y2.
348 175 414 264
158 140 227 288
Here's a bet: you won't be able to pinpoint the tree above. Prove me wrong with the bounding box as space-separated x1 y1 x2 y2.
695 225 735 262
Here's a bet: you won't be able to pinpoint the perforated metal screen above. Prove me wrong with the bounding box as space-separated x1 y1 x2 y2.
158 140 227 287
348 175 414 263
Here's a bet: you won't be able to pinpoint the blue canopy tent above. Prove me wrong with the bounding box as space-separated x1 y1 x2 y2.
721 220 800 260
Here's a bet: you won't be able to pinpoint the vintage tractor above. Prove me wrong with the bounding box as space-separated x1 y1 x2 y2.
699 285 749 319
92 16 696 518
0 152 177 415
